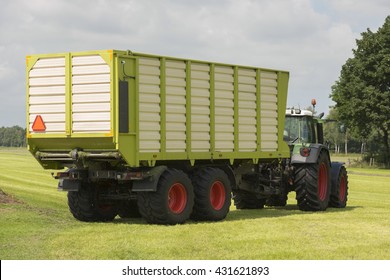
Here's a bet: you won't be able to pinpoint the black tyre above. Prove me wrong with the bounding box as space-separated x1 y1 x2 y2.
329 165 348 208
67 183 117 222
191 168 232 221
294 150 331 211
233 190 266 209
118 199 141 218
137 169 194 225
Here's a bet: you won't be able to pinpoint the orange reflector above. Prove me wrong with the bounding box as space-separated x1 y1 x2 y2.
32 115 46 132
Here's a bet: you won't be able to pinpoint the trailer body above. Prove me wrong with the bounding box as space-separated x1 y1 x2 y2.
26 50 289 169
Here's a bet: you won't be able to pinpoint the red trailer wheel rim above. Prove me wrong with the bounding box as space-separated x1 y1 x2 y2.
168 183 187 214
210 181 226 210
339 175 346 201
318 163 328 201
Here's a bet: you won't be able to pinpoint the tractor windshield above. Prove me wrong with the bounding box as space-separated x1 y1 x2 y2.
284 116 315 144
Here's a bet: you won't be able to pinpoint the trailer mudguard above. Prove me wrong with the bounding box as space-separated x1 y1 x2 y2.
132 166 168 192
290 144 329 164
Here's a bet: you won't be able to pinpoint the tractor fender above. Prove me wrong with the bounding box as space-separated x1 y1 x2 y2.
291 144 330 164
132 166 168 192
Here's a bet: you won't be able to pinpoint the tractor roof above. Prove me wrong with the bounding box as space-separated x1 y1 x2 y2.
285 108 313 117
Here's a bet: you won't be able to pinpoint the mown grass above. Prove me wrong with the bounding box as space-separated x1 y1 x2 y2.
0 148 389 259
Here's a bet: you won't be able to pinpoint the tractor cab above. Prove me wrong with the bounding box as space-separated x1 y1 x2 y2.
284 100 324 146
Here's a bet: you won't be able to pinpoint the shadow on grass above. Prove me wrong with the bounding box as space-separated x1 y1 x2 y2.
112 205 362 225
226 205 361 222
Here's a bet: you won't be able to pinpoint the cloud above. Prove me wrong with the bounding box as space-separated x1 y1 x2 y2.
0 0 389 126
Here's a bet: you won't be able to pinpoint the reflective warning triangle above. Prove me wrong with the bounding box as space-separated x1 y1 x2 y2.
32 115 46 132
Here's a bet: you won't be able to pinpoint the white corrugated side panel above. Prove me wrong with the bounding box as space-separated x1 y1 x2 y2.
139 57 161 152
165 60 187 152
214 65 234 152
71 55 111 133
28 57 66 133
260 71 278 151
191 63 210 152
238 68 257 152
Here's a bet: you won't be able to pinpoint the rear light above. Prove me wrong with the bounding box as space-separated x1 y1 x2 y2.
300 147 311 157
53 172 70 179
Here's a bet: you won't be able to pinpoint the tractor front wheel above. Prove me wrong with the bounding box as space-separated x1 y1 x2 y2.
294 150 331 211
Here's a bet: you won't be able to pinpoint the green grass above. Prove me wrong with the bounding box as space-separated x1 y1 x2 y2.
1 148 389 259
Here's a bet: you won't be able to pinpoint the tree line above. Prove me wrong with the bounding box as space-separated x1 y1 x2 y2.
330 16 389 167
0 126 26 147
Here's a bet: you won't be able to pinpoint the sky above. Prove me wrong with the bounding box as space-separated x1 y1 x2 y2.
0 0 389 127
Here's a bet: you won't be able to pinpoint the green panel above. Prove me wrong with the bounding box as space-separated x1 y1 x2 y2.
210 64 216 154
65 53 72 136
277 71 290 156
256 69 262 153
117 55 138 167
186 61 192 158
233 66 239 153
160 58 167 157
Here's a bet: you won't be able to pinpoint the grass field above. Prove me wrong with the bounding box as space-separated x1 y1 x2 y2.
0 148 389 260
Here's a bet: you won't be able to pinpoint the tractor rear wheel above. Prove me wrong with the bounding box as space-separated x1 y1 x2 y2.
137 169 194 225
67 183 117 222
191 168 231 221
294 150 331 211
329 165 348 208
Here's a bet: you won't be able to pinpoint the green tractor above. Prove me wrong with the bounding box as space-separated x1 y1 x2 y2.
282 100 348 211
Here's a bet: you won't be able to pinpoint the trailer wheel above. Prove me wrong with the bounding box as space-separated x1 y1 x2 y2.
137 169 194 225
67 183 117 222
294 150 331 211
191 168 231 221
233 190 267 209
118 199 141 218
329 165 348 208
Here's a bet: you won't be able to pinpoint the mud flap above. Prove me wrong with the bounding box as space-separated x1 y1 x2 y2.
132 166 168 192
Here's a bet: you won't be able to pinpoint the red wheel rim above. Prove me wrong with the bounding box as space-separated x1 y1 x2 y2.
318 163 328 201
339 175 346 201
168 183 187 214
210 181 226 210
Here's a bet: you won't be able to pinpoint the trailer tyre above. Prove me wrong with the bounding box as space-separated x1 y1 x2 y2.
191 168 232 221
329 165 348 208
67 183 117 222
233 190 267 209
137 169 194 225
294 150 331 211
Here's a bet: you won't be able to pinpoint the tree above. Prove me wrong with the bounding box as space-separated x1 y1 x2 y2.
331 16 390 167
0 126 26 147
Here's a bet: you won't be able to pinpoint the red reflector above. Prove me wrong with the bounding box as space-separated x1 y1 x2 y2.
300 147 311 157
32 115 46 132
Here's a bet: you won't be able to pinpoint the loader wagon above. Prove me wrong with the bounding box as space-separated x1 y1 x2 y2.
26 50 347 224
